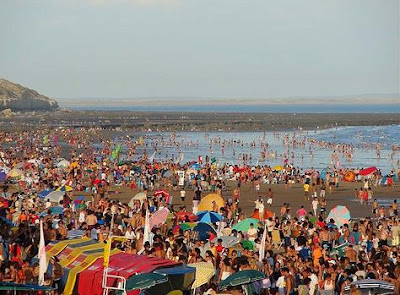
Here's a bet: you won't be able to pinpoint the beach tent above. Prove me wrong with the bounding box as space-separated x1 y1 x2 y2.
197 193 225 212
78 253 179 295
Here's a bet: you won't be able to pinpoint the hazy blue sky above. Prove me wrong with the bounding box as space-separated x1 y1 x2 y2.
0 0 399 99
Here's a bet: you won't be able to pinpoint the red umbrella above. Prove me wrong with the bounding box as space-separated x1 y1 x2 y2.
153 189 170 198
359 166 378 176
175 212 197 222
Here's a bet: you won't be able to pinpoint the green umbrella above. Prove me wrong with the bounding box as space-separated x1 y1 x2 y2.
125 273 168 291
232 218 260 232
240 240 255 250
219 270 265 290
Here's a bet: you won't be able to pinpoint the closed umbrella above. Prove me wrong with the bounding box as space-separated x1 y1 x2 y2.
188 262 216 289
232 218 260 232
196 211 223 223
219 270 265 290
327 205 351 227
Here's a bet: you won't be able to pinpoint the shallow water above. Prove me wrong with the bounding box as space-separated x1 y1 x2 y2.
115 125 399 174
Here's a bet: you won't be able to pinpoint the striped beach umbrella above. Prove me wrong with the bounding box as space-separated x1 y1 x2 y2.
327 205 351 227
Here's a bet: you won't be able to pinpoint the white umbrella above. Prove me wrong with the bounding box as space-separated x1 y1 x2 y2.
128 192 147 207
57 160 70 169
45 191 65 203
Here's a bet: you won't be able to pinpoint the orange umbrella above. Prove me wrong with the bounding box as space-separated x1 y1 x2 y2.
344 171 356 182
250 209 274 220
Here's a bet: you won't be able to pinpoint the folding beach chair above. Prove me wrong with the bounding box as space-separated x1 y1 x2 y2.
272 229 284 250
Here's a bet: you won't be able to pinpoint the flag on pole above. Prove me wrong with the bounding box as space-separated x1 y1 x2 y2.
143 209 150 246
258 224 267 264
38 220 47 286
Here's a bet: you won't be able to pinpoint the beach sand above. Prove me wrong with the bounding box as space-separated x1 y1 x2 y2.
74 181 400 219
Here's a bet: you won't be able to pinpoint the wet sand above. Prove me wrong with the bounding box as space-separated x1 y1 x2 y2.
74 181 400 219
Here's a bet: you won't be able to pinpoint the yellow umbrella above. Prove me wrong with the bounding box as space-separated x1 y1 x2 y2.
70 161 80 169
188 262 216 289
56 185 73 192
273 165 283 171
197 193 225 212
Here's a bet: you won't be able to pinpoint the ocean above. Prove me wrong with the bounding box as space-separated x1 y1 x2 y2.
62 103 400 113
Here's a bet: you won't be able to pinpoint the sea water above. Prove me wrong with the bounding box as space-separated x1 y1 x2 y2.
117 125 399 174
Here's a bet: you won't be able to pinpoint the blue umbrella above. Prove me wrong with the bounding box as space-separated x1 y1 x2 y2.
0 171 6 182
196 211 223 223
39 206 64 217
38 188 53 198
193 222 217 241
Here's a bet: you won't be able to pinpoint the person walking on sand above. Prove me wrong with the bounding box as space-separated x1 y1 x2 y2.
266 188 274 207
312 197 319 216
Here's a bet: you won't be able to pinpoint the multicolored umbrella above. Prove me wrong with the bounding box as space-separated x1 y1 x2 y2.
150 208 170 229
173 222 196 234
359 166 378 176
196 211 223 223
327 205 351 227
232 218 260 232
38 188 53 198
56 185 73 192
188 262 216 289
219 270 265 290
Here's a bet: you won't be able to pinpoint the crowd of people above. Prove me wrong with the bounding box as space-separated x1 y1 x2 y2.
0 128 397 295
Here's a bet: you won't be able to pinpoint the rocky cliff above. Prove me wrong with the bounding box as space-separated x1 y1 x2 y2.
0 79 58 111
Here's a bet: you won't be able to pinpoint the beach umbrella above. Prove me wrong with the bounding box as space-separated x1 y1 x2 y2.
0 216 14 227
232 218 260 233
7 168 23 178
153 189 170 199
188 262 216 289
197 194 225 212
240 240 255 250
69 161 79 169
38 188 53 198
173 222 196 234
163 170 173 178
150 207 170 229
56 185 73 192
193 222 217 241
359 166 378 176
344 171 356 182
57 160 70 169
344 279 394 292
39 206 64 217
219 270 265 290
250 209 274 221
196 211 223 223
45 191 65 203
0 171 7 182
273 165 283 171
176 211 198 222
327 205 351 227
125 273 168 291
128 192 147 207
205 236 240 249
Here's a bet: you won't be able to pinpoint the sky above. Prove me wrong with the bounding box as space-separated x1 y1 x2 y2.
0 0 399 100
